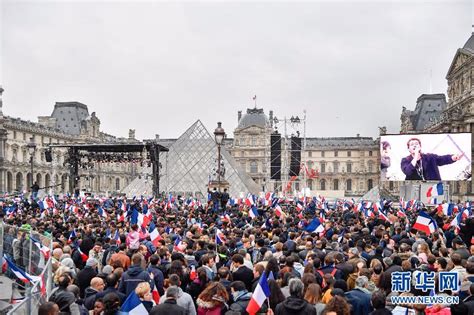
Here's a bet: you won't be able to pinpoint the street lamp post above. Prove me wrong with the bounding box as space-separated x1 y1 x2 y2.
26 136 37 188
214 122 226 192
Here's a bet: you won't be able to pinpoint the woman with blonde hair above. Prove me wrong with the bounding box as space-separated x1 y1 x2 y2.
196 282 229 315
304 283 325 315
135 281 155 313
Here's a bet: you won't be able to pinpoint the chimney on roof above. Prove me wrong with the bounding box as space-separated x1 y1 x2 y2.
238 111 242 123
356 133 360 138
269 110 273 127
129 129 135 140
155 134 160 141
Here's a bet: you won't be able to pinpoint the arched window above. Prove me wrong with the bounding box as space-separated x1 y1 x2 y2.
16 172 23 192
320 179 326 190
7 172 13 192
333 179 339 190
346 179 352 191
115 178 120 191
250 161 258 173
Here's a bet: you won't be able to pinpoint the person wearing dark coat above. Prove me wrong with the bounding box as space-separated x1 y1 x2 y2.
76 258 98 298
463 284 474 315
83 277 105 310
49 274 77 314
345 276 373 315
400 137 461 180
148 254 165 296
150 286 187 315
231 254 254 292
95 273 126 303
118 253 152 297
275 278 316 315
379 257 403 294
369 290 392 315
227 281 268 315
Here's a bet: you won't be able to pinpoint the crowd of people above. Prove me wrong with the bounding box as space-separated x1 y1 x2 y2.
1 192 474 315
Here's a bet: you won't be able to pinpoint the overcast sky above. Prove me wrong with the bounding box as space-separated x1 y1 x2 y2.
0 0 472 140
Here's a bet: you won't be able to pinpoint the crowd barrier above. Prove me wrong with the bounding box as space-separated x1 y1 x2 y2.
0 220 53 314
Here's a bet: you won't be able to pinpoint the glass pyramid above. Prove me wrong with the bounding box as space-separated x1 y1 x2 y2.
122 120 259 198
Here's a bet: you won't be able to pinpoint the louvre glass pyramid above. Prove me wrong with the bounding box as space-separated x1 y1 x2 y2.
122 120 259 198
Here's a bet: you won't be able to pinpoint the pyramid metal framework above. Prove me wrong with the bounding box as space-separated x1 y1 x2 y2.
122 120 259 198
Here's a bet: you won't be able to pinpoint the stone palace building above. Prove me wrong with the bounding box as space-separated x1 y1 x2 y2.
0 87 138 195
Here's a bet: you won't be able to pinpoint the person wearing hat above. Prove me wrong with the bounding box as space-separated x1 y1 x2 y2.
76 258 98 298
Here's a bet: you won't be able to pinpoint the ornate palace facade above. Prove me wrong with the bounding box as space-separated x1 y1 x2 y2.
0 87 138 195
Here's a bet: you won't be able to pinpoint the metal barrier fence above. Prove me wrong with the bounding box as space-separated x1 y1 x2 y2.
0 221 53 314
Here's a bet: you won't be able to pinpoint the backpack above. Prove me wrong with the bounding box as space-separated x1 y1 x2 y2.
317 268 337 290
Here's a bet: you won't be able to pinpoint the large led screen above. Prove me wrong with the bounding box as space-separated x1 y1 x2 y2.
380 133 471 181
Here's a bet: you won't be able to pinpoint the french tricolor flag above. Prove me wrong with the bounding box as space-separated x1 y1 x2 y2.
149 223 162 247
397 208 407 218
249 205 258 219
437 203 454 216
427 182 444 198
449 212 463 232
296 201 304 212
215 228 226 245
120 291 148 315
245 194 255 207
378 209 390 222
305 218 325 233
246 272 271 315
3 255 37 284
113 230 121 245
413 211 438 235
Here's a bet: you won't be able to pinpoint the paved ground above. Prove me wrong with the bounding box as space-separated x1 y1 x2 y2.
0 275 13 313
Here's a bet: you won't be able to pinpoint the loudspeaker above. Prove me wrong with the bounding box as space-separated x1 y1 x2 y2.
270 132 281 180
289 136 302 176
45 149 52 162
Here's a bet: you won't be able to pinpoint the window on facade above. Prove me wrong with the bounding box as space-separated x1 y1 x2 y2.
347 162 352 173
368 179 373 190
308 180 313 190
468 182 473 194
368 161 373 173
333 179 339 190
347 151 351 157
334 151 338 157
23 133 26 141
252 138 256 146
320 162 326 173
115 178 120 190
346 179 352 191
13 131 16 139
320 179 326 190
321 151 325 157
250 161 258 173
369 151 373 157
389 181 394 191
333 161 339 173
308 151 312 157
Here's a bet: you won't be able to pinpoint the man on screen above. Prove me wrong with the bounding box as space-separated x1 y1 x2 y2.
401 138 463 180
